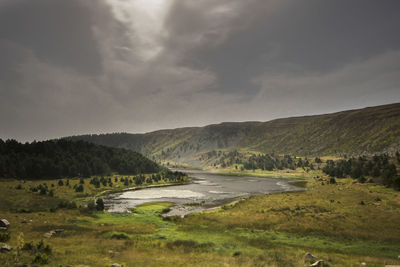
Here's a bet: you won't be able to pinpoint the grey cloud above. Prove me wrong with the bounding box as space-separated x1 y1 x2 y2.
251 50 400 117
164 0 400 94
0 0 103 75
0 0 399 141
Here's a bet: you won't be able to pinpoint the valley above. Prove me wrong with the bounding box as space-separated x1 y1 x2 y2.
1 103 400 266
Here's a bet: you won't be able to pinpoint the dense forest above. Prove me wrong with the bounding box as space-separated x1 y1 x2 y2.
322 153 400 190
0 139 162 179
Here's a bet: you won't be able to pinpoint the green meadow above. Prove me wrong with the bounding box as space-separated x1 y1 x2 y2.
1 169 400 266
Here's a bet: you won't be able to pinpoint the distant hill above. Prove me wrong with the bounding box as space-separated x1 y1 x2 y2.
66 103 400 167
0 139 161 179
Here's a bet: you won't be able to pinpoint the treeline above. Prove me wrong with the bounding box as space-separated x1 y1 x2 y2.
203 149 323 170
89 171 186 188
322 153 400 190
204 149 322 170
0 139 162 179
242 154 319 171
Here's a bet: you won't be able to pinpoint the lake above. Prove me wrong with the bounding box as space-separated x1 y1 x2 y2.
105 170 305 217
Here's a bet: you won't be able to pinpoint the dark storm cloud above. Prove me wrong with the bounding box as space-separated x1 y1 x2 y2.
164 0 400 94
0 0 399 141
0 0 102 75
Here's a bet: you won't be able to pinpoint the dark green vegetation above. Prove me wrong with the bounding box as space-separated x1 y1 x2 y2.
212 150 400 191
0 139 161 179
66 103 400 166
211 151 317 171
322 154 400 190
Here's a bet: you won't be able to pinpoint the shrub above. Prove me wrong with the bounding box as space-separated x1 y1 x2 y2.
22 240 52 255
39 187 47 195
32 253 49 265
110 233 130 240
74 184 84 192
358 176 366 183
22 241 34 252
162 208 171 213
36 240 52 254
31 186 38 192
0 232 10 242
87 200 96 210
57 200 77 209
233 251 241 257
96 198 104 211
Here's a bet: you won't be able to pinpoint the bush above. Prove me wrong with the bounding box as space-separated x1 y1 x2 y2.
57 200 77 209
110 233 130 240
87 200 96 210
39 187 47 195
162 208 171 213
32 253 49 265
31 186 38 192
96 198 104 211
22 240 52 255
0 232 10 242
15 184 23 190
233 251 241 257
22 241 34 252
36 240 52 254
74 184 84 192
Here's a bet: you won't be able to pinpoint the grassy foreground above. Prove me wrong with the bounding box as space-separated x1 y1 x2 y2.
1 171 400 266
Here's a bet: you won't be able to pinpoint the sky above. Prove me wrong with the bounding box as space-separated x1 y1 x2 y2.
1 0 400 142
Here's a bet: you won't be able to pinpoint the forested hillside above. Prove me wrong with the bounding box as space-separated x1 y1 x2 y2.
0 139 161 179
66 103 400 166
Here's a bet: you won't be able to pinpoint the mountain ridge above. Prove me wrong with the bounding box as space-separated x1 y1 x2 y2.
65 103 400 166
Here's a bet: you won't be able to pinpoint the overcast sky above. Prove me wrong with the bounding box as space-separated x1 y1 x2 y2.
1 0 400 141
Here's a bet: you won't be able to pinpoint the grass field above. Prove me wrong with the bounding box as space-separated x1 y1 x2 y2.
1 170 400 266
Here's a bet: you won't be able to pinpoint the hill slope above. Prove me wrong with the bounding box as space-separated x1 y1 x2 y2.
66 103 400 166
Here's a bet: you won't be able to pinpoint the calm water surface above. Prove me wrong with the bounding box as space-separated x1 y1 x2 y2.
105 170 304 216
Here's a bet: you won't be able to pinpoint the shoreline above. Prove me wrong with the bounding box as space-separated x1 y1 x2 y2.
95 179 193 198
163 182 307 218
102 169 307 216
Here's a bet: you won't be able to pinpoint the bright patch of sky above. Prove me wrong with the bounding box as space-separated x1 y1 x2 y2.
105 0 172 60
